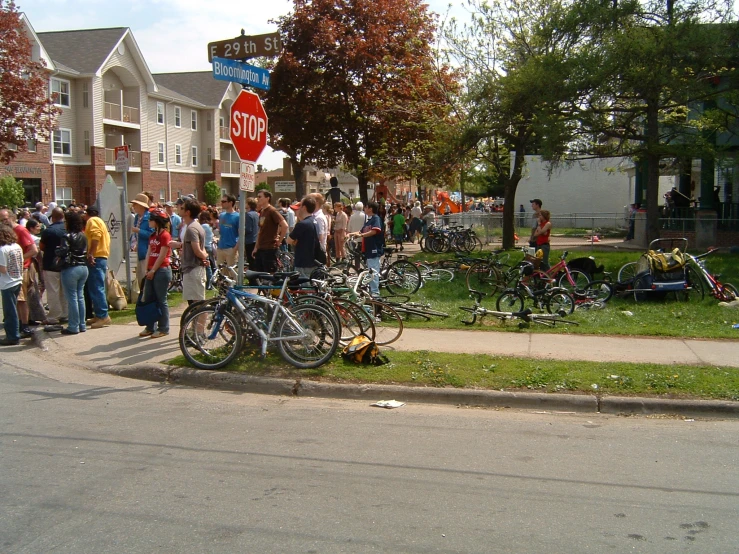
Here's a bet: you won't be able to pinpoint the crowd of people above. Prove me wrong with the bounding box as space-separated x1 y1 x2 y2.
1 191 545 346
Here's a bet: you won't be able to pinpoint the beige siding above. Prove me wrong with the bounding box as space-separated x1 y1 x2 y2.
74 78 94 164
91 75 105 147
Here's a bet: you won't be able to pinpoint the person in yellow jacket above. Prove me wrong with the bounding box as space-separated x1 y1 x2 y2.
84 203 111 329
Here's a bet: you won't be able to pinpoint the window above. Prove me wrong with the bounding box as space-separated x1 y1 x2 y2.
157 142 165 164
191 146 198 167
82 82 89 108
191 110 197 131
83 131 90 155
7 143 17 152
175 144 182 165
207 147 212 167
27 138 37 152
51 78 70 107
159 189 166 202
206 113 212 131
52 129 72 156
157 102 165 125
219 116 225 128
56 186 73 206
174 106 181 128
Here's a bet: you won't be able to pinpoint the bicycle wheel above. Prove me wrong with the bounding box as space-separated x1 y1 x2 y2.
617 262 638 284
423 268 455 282
558 269 590 293
466 262 502 294
365 299 403 346
180 297 220 326
547 290 575 315
496 289 525 312
333 298 376 343
179 306 243 370
719 282 738 301
583 280 614 303
677 265 704 302
386 260 422 295
277 304 340 368
463 233 483 253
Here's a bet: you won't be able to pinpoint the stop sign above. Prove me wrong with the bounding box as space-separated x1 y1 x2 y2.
229 90 268 163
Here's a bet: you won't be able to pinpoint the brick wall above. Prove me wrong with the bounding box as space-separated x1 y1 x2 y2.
661 229 739 249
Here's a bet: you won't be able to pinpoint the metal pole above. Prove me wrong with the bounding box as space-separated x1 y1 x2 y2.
120 171 133 303
237 187 246 286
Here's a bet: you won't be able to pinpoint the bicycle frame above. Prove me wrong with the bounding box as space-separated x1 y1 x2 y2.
685 251 737 301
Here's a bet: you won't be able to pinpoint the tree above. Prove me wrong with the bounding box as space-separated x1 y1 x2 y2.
0 1 58 164
203 180 220 206
562 0 737 242
268 0 458 203
443 0 595 247
0 174 25 210
255 182 270 193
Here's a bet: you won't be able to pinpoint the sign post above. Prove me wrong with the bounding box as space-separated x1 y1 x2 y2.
114 146 133 302
230 90 268 285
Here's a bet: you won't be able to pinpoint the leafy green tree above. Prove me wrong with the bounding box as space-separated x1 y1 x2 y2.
0 174 25 210
255 182 270 193
203 180 221 207
268 0 458 203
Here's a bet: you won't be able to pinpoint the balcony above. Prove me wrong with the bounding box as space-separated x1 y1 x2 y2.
105 148 142 169
220 126 231 141
104 102 140 125
221 160 240 175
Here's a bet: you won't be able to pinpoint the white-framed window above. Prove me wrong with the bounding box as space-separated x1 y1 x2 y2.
191 146 198 167
157 102 165 125
52 129 72 156
157 142 165 164
174 106 181 128
7 143 17 152
56 186 73 206
51 78 71 107
206 147 212 166
221 187 227 196
82 82 89 108
83 131 90 155
159 188 166 202
219 116 225 128
191 110 198 131
27 138 37 152
175 144 182 165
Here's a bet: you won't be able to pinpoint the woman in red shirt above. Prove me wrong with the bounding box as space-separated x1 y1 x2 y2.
533 209 552 271
140 208 172 338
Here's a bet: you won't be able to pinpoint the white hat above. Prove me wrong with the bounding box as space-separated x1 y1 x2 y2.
355 201 364 210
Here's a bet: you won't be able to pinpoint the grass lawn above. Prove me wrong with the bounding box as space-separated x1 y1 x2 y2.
401 248 739 339
169 348 739 401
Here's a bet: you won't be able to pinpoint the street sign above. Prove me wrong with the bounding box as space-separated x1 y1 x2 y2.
114 145 129 172
274 181 296 193
207 32 281 62
240 162 255 192
230 89 268 163
212 57 270 91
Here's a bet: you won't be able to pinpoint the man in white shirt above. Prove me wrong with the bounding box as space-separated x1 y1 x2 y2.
348 201 367 233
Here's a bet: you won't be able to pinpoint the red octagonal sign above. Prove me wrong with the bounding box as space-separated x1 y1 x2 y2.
230 90 268 163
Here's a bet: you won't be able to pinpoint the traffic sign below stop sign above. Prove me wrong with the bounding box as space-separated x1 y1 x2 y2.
230 90 268 163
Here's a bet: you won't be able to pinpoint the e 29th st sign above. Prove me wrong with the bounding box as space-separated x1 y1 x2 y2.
207 32 281 62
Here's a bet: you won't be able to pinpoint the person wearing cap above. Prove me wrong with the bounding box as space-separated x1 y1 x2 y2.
84 203 111 329
131 193 154 290
528 199 543 248
139 207 172 338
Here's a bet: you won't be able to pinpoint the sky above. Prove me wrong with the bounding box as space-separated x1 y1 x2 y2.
17 0 467 170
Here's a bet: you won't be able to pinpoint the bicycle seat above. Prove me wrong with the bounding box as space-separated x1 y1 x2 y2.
510 308 533 321
287 276 312 288
274 271 300 280
244 270 274 281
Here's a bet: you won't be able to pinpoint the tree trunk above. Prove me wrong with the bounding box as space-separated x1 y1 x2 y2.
358 172 369 204
645 102 661 244
290 158 306 200
502 146 525 249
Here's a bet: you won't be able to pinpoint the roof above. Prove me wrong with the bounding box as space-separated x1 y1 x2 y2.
152 84 206 108
37 28 127 74
153 72 231 107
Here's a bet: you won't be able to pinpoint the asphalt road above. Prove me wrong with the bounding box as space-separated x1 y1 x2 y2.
1 350 738 553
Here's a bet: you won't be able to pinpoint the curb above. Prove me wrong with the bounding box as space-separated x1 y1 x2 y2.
91 362 739 418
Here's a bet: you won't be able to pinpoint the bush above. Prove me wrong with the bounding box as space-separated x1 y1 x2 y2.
0 175 25 210
204 180 220 206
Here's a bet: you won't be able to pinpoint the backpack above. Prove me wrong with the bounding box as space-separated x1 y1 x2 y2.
341 334 388 365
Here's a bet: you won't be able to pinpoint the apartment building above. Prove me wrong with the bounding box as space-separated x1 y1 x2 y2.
2 15 246 206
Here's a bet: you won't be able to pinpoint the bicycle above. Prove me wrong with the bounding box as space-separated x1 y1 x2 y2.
459 289 579 327
685 249 737 302
179 270 340 370
496 262 576 315
333 241 422 295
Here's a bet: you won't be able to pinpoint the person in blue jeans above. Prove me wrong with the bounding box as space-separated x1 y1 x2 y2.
0 223 24 346
60 211 89 335
140 208 172 338
350 201 383 297
84 204 111 328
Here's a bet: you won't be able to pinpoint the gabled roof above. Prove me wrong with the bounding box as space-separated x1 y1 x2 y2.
151 84 206 108
19 14 56 70
37 28 127 74
152 72 231 108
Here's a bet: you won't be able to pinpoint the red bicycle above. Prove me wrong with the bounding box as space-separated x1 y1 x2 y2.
685 250 737 302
